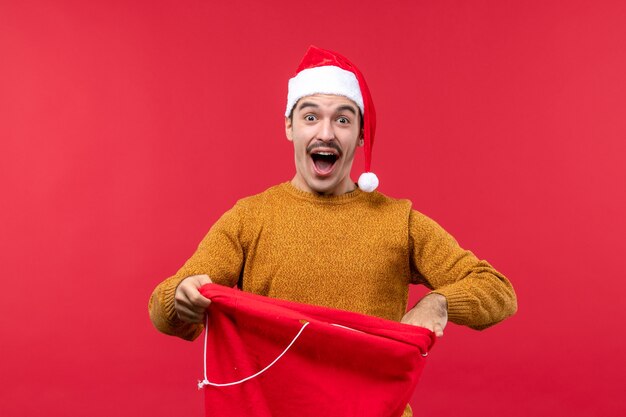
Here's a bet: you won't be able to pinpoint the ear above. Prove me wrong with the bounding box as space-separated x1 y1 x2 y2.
358 129 364 147
285 116 293 142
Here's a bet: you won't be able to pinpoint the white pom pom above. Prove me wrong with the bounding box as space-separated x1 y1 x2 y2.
357 172 379 192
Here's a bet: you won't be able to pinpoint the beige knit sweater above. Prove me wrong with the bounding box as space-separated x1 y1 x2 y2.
149 182 517 341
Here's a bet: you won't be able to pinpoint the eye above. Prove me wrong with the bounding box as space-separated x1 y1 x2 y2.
337 116 350 124
305 114 317 122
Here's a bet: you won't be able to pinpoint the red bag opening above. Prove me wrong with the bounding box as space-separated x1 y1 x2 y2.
198 284 435 417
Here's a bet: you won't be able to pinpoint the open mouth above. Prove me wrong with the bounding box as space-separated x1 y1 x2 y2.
311 151 339 175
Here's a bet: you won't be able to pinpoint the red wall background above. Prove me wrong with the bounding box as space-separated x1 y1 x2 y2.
1 1 625 416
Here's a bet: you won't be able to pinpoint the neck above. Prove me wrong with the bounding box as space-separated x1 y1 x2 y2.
290 176 357 196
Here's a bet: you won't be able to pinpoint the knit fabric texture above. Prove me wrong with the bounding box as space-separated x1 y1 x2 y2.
149 182 517 417
149 182 517 342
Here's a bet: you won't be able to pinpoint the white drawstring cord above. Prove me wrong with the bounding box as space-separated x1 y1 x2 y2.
198 315 310 389
331 323 427 356
197 315 430 389
330 323 364 332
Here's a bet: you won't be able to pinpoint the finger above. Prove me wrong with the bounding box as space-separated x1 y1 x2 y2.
178 284 212 309
188 303 210 315
401 315 427 329
196 274 213 285
187 290 212 309
433 323 444 337
188 274 213 289
174 291 194 311
175 297 210 317
176 304 206 323
175 290 204 311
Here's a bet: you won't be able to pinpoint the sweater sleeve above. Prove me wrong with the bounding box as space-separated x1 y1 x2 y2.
408 210 517 330
148 202 248 340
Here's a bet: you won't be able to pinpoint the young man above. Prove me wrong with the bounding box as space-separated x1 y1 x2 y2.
149 46 517 416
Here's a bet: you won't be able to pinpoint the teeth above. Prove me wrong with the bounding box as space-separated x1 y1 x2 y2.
314 152 335 156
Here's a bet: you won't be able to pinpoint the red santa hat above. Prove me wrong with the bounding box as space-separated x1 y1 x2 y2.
285 45 379 192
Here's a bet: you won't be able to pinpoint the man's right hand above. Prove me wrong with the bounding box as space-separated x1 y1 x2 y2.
174 274 213 323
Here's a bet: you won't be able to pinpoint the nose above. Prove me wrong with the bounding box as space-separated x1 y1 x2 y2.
316 119 335 142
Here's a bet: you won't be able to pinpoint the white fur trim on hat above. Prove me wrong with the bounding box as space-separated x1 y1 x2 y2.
357 172 379 192
285 66 364 117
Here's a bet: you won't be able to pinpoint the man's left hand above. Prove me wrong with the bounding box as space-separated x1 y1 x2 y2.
401 293 448 337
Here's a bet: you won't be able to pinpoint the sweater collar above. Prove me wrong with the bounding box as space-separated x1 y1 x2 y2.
280 181 365 204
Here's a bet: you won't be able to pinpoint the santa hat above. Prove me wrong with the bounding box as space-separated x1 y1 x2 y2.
285 45 379 192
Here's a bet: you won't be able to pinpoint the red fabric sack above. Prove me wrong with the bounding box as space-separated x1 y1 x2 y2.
198 284 436 417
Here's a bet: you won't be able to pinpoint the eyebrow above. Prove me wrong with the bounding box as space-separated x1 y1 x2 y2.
297 101 319 112
336 105 357 116
296 101 358 116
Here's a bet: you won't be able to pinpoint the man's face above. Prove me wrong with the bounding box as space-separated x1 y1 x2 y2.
285 94 363 196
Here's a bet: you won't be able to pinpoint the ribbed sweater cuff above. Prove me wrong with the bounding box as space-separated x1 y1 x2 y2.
150 275 204 341
161 276 186 327
430 286 474 324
